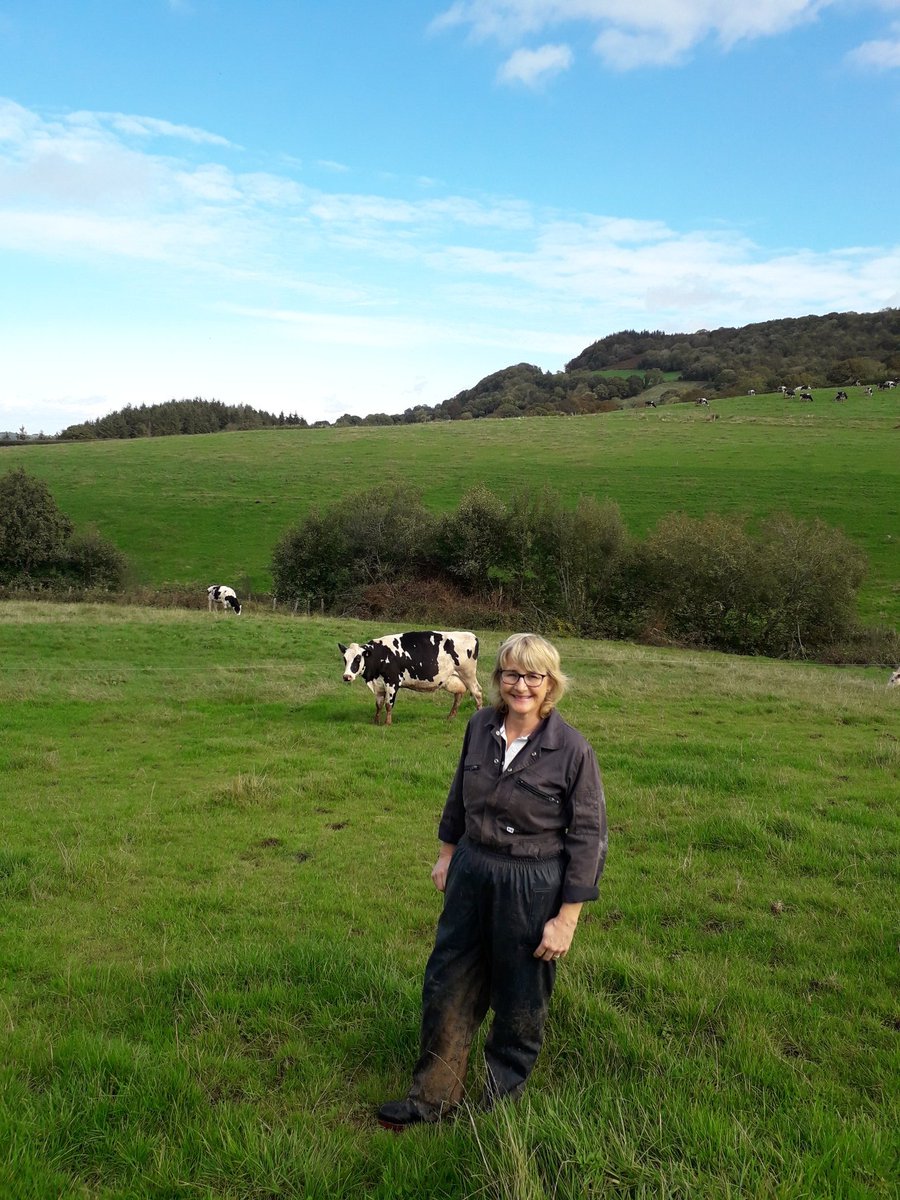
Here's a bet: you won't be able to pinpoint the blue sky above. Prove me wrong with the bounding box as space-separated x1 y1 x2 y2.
1 0 899 434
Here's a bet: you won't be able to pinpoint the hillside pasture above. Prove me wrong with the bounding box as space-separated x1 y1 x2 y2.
0 602 897 1198
3 387 898 627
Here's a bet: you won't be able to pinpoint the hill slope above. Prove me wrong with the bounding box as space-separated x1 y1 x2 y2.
4 388 898 627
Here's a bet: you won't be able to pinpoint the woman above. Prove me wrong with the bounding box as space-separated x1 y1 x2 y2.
377 633 607 1129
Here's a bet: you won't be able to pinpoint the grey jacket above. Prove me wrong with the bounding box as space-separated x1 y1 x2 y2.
438 706 607 903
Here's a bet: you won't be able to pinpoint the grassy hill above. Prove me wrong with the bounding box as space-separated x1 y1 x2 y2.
0 601 897 1197
4 388 899 627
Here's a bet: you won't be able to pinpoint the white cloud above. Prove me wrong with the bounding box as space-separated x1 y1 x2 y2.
498 42 574 84
69 109 233 146
3 97 900 431
433 1 898 71
847 21 900 69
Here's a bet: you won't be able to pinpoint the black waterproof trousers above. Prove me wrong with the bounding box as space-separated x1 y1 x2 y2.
406 836 564 1116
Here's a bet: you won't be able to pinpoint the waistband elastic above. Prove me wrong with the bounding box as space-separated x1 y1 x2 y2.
460 835 564 866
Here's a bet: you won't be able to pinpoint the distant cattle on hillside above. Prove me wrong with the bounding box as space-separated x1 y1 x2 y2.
338 630 482 725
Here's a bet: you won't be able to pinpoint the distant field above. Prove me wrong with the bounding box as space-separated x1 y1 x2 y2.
4 388 898 626
0 602 897 1198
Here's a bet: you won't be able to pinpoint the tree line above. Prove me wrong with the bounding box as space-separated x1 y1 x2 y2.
52 398 309 442
11 308 896 444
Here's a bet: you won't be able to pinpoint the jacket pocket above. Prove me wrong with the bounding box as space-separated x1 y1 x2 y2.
515 778 560 804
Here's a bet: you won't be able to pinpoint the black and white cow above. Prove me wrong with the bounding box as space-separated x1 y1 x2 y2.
338 630 482 725
888 668 900 689
207 584 242 615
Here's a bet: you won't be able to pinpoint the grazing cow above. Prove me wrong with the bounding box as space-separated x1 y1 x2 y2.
338 631 482 725
747 389 756 396
879 380 896 390
834 391 848 402
865 386 873 396
799 392 814 402
888 668 900 689
645 399 657 408
207 584 242 615
696 397 709 406
785 388 796 398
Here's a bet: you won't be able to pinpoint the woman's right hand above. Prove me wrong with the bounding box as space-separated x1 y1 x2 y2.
431 842 456 892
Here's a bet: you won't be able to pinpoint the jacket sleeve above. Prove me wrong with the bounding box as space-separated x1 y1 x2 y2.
437 717 472 845
561 742 607 903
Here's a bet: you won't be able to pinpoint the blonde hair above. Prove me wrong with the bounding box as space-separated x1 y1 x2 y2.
491 633 569 719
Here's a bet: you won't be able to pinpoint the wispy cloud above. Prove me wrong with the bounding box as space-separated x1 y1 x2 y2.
2 96 899 429
498 42 573 85
433 1 899 71
847 21 900 70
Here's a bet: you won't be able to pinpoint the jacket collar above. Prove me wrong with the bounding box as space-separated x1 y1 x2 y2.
486 705 565 750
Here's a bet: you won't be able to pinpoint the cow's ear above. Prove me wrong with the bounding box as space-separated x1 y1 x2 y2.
338 643 347 654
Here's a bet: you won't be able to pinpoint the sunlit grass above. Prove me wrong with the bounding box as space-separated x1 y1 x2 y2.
0 602 897 1196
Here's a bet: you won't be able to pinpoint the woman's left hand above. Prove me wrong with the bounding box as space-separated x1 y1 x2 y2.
534 902 583 961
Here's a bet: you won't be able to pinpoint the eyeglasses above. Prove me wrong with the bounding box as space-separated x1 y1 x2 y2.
499 670 547 688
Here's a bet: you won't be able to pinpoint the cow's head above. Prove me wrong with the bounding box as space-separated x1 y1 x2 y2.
227 596 242 615
338 642 366 683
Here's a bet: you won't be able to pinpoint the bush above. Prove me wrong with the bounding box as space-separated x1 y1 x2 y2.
438 485 511 596
0 467 73 578
60 527 129 590
0 468 128 591
635 511 867 657
271 484 438 608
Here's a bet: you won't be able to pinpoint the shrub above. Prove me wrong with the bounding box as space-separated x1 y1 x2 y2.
0 468 128 591
271 484 438 608
636 511 867 657
438 485 511 596
61 527 129 590
0 467 73 578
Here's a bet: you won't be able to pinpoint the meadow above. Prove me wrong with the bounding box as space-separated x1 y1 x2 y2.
1 601 897 1198
5 388 899 628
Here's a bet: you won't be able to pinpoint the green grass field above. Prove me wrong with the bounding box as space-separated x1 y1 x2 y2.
1 602 897 1198
5 388 899 628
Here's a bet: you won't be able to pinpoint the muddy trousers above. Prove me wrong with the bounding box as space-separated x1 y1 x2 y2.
407 837 564 1115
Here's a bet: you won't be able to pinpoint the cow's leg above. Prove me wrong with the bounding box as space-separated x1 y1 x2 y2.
373 689 385 725
384 684 399 726
445 675 466 720
457 667 483 712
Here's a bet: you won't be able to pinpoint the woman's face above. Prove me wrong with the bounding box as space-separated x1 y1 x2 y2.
499 659 551 725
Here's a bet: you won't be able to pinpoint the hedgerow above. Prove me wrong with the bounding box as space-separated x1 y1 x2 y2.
271 484 890 662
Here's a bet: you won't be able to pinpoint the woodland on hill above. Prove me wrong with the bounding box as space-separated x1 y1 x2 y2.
49 398 309 443
7 308 897 442
566 308 900 393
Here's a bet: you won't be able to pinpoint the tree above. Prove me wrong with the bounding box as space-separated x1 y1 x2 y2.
0 468 73 577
